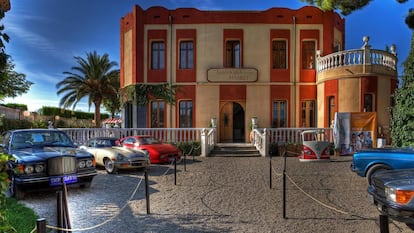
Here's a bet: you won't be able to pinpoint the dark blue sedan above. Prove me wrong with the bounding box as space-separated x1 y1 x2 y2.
0 129 97 199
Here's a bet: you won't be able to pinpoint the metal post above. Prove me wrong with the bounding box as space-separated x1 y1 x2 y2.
379 214 389 233
269 158 272 189
174 157 177 185
184 153 187 172
57 191 63 233
36 218 46 233
282 151 287 219
145 168 150 214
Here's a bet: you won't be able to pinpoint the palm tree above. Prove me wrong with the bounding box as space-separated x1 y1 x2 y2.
56 51 120 127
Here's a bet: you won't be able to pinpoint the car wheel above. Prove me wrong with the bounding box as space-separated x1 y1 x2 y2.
366 164 390 185
9 176 25 200
104 158 117 174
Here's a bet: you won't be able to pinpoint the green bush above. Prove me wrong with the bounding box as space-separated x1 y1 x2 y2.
0 118 32 133
0 153 17 232
176 141 201 156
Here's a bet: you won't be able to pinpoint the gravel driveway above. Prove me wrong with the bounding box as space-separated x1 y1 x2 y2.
21 156 412 233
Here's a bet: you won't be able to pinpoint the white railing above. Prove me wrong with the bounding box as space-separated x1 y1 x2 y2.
252 128 333 156
316 48 397 73
61 127 332 157
61 128 202 145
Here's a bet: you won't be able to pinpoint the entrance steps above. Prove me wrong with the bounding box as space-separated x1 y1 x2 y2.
209 143 261 157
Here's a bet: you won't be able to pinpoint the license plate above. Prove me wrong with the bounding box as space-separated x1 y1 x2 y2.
50 174 78 186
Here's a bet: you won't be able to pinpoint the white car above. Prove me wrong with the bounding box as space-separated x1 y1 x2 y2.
80 137 149 174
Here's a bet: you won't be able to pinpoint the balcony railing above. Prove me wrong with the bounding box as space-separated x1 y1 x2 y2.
316 48 397 73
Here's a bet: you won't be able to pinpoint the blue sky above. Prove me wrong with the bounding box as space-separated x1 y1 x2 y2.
2 0 412 112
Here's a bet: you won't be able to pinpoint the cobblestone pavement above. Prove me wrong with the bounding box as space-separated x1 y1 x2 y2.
21 156 412 233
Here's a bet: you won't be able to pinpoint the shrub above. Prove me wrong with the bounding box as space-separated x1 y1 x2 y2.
176 141 201 156
0 153 17 232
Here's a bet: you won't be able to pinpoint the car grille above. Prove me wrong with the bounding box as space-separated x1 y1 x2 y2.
371 176 386 199
48 156 76 176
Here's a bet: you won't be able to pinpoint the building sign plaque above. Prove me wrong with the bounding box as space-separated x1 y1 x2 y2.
207 68 258 82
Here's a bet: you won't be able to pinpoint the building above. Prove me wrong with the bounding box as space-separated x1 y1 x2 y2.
120 5 397 143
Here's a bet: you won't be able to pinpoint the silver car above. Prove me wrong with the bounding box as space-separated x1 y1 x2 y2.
80 137 149 174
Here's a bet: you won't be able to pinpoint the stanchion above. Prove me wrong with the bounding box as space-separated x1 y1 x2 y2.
379 214 389 233
174 157 177 185
269 158 272 189
145 168 150 214
184 153 187 172
57 191 63 233
36 218 46 233
282 151 287 219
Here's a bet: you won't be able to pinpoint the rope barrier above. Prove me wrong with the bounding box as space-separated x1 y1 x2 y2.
30 173 145 232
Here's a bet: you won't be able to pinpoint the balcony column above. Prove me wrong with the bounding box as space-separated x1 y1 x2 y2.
362 36 371 73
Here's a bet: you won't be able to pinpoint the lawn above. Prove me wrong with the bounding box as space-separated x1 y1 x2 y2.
6 198 38 233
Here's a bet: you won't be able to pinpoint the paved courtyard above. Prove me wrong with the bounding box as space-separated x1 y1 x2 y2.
22 156 412 233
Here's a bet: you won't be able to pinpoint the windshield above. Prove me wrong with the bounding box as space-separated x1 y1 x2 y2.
138 137 161 145
11 131 74 149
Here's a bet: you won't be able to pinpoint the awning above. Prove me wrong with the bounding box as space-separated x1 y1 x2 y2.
103 118 122 124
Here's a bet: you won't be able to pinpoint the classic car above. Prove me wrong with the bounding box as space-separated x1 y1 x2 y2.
351 147 414 184
368 169 414 229
79 137 150 174
0 129 97 199
119 135 182 164
298 129 331 162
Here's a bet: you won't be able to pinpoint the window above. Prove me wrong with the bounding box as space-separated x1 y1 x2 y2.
179 41 194 69
151 41 165 70
179 100 193 128
302 100 316 127
327 96 335 127
302 41 315 69
151 100 165 128
364 93 374 112
226 40 241 68
272 100 287 128
272 40 287 69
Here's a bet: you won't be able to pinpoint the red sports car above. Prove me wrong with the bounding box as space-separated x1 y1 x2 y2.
119 135 182 164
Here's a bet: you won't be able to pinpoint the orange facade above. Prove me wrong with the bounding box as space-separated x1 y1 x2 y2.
120 5 397 142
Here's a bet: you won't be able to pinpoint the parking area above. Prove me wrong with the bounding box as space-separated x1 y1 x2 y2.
21 156 411 233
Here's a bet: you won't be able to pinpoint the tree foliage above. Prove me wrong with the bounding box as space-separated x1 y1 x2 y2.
56 51 120 128
0 58 32 100
301 0 414 29
391 34 414 147
120 83 177 106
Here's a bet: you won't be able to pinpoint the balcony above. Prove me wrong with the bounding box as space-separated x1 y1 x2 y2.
316 37 398 81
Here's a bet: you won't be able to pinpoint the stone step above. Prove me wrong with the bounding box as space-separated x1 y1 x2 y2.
210 143 261 157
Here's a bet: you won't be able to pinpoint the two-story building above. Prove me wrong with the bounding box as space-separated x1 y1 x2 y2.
119 5 398 143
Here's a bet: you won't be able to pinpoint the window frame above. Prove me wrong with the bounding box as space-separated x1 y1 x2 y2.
150 100 165 128
301 100 316 127
302 40 316 69
179 40 194 69
225 40 241 68
151 41 165 70
178 100 193 128
272 100 288 128
272 40 287 69
363 93 374 112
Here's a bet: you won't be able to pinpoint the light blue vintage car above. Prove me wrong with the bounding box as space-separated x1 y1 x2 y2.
351 147 414 184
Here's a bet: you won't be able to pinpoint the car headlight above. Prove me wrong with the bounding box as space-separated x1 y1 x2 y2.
116 153 126 161
35 164 44 173
385 186 414 205
86 159 93 167
78 160 86 168
24 165 34 174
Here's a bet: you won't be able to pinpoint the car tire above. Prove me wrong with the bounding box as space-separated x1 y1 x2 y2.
9 176 25 200
366 164 390 185
104 158 117 174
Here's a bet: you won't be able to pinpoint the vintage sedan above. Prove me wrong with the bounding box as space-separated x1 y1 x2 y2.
368 169 414 230
351 147 414 184
0 129 97 199
79 137 149 174
119 135 182 164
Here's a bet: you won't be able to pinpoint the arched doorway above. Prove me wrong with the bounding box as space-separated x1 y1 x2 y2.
219 102 245 143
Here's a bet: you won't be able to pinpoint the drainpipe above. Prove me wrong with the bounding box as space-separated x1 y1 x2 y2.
169 15 173 131
292 16 297 127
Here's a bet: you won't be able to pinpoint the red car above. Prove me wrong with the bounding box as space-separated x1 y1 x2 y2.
119 135 182 164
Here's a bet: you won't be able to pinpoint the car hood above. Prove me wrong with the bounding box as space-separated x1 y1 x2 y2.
102 146 147 158
143 143 179 153
11 146 92 162
373 169 414 184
